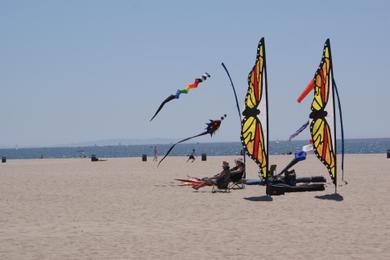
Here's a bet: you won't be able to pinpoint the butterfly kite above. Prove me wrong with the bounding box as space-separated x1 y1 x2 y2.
158 114 226 166
150 73 211 121
241 37 269 180
297 38 344 189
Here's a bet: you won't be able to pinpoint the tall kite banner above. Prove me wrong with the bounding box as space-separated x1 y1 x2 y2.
241 37 269 181
298 39 344 192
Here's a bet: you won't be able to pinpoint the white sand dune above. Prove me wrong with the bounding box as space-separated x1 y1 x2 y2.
0 154 389 259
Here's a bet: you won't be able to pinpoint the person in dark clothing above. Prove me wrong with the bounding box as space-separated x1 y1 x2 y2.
192 161 230 190
187 149 197 163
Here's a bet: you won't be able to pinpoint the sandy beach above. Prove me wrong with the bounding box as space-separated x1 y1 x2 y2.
0 154 389 259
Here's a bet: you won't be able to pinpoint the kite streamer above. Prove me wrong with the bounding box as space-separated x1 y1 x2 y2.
158 114 226 166
288 121 309 141
150 73 210 121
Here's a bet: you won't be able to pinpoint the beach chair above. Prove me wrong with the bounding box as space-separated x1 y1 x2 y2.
211 173 231 193
228 170 245 189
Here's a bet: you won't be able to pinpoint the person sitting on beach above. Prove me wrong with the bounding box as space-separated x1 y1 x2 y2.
230 158 245 177
228 158 246 185
186 149 197 163
192 161 231 190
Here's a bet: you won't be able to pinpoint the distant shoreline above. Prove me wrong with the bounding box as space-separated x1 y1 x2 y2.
1 139 389 160
1 137 389 150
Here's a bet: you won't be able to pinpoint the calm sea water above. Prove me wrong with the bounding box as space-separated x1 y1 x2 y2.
0 138 389 160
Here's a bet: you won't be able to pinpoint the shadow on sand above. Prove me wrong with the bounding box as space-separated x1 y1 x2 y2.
244 195 273 202
315 193 344 201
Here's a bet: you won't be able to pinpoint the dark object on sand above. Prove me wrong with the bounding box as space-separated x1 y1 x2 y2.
277 151 306 177
265 152 326 196
244 176 326 186
266 183 325 196
1 156 6 163
201 153 207 161
91 155 98 162
296 176 326 183
387 149 390 158
142 154 147 162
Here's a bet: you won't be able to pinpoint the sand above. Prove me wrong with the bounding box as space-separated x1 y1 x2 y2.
0 154 389 259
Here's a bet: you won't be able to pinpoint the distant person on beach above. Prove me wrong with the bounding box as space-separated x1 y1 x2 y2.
153 146 158 161
187 149 197 163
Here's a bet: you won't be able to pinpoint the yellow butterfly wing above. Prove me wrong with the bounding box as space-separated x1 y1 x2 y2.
241 38 268 178
310 39 336 183
311 118 336 180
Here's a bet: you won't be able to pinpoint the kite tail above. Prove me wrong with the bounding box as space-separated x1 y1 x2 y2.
198 72 211 82
151 73 210 121
175 89 189 98
176 73 210 98
157 131 208 167
289 120 310 141
186 72 211 90
150 94 177 121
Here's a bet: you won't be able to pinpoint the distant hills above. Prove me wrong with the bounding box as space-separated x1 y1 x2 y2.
0 137 219 149
65 138 179 147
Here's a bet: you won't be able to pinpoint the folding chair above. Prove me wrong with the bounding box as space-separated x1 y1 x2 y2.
211 174 231 193
228 171 245 189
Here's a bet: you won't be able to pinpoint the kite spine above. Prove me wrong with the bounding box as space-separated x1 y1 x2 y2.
333 80 345 185
263 38 270 184
221 62 246 177
328 39 338 194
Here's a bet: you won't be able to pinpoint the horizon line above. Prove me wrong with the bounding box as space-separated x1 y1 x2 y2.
1 137 390 149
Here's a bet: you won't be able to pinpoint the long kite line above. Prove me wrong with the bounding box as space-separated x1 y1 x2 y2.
157 114 226 167
150 73 211 121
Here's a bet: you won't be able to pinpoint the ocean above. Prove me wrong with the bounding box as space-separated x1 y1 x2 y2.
0 138 389 160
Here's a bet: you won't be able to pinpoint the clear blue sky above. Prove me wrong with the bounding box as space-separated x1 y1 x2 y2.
1 0 389 147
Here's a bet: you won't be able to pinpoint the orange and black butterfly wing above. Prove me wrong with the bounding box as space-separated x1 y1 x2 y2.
311 118 336 180
310 39 336 183
241 116 267 178
241 38 268 178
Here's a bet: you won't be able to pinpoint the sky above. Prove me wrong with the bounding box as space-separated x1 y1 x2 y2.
0 0 389 147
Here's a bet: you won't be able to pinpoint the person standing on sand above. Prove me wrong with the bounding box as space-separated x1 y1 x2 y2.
153 146 158 161
187 149 196 163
